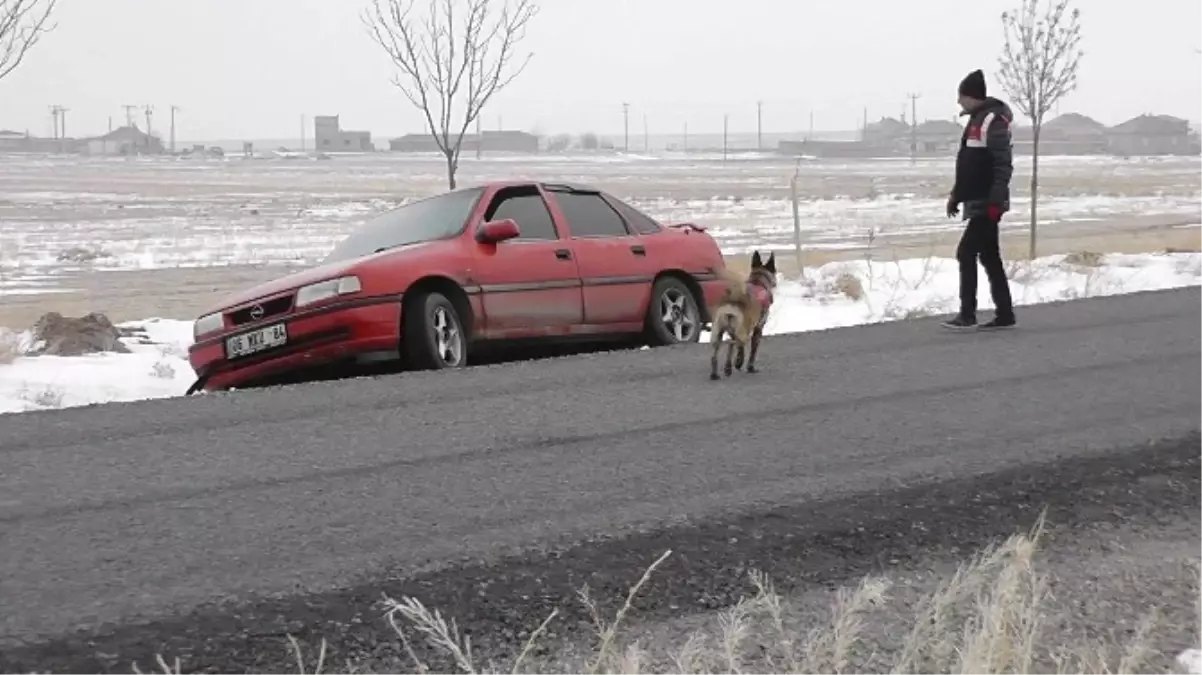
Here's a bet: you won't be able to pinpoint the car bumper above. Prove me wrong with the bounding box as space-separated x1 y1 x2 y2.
187 296 402 391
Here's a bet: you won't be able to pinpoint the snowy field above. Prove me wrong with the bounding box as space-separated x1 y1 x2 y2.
2 250 1198 415
1 152 1199 296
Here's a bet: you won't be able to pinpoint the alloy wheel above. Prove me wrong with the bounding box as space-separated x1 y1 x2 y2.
659 288 699 342
431 306 464 366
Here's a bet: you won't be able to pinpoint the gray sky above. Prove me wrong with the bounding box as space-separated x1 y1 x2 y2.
3 0 1200 140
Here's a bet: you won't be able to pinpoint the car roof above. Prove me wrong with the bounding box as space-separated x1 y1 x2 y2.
474 180 604 195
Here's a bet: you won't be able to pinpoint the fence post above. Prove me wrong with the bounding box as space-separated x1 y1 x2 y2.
790 159 804 279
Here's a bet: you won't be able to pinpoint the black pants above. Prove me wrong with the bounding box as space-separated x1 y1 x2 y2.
956 213 1014 320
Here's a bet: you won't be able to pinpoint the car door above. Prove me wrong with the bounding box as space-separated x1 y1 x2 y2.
470 185 584 338
544 186 655 328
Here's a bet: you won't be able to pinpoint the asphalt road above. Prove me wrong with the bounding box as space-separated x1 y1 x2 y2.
0 287 1199 673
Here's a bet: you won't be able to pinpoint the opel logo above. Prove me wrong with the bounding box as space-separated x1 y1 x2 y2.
249 304 265 320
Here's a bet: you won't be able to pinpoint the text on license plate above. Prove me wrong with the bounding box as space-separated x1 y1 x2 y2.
226 323 288 358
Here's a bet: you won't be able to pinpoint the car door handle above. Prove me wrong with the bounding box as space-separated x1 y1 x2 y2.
630 245 646 256
555 249 572 260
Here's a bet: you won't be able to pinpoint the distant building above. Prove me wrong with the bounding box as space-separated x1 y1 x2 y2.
388 129 540 153
314 115 374 152
0 129 29 151
1105 114 1199 156
827 116 962 158
0 129 79 153
82 125 163 156
860 117 909 146
1009 113 1109 155
911 120 961 154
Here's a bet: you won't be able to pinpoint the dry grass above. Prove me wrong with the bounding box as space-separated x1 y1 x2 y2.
0 337 18 365
720 222 1201 281
833 272 865 301
1062 250 1106 268
133 512 1197 674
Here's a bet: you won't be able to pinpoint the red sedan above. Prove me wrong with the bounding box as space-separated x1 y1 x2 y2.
186 181 730 392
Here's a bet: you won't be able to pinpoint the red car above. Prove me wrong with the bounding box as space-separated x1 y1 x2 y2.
186 181 729 393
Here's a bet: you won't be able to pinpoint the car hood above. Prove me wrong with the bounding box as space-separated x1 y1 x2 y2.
201 241 440 315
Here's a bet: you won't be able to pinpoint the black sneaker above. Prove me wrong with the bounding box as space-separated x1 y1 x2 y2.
941 315 977 330
979 315 1017 330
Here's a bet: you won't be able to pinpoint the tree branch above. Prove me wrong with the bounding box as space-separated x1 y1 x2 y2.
0 0 57 83
997 0 1082 128
363 0 539 188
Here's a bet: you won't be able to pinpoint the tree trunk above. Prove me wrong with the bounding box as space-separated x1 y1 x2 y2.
444 150 457 190
1028 128 1040 260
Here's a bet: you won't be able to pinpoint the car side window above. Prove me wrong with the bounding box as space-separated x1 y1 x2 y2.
604 195 662 235
485 190 559 240
552 191 631 238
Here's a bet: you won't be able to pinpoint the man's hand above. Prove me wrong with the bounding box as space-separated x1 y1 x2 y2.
987 204 1003 222
946 194 959 219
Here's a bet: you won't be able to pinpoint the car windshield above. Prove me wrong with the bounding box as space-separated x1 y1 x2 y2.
323 187 484 263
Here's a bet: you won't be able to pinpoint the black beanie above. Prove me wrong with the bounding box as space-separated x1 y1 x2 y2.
958 69 987 99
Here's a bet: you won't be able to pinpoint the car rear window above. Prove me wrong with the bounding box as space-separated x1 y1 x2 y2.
323 187 484 263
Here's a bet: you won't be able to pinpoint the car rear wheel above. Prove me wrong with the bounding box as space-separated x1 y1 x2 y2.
404 291 468 370
645 276 702 346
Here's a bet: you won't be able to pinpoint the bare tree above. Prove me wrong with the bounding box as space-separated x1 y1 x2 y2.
364 0 538 190
0 0 57 83
997 0 1083 259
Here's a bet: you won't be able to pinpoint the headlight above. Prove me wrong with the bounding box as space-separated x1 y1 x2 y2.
295 275 362 308
193 312 224 339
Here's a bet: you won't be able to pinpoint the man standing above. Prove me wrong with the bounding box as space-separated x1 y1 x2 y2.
942 69 1017 330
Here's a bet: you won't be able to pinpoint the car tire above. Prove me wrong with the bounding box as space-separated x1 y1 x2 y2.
403 291 468 370
644 276 703 346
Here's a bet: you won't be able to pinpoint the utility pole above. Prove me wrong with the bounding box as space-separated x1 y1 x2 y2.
171 105 181 154
808 110 814 140
48 105 61 139
621 102 630 152
906 92 921 164
475 115 482 159
143 105 155 153
722 113 729 163
58 107 68 149
756 100 763 150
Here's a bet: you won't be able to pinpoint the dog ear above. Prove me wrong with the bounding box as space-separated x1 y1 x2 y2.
766 252 777 274
751 250 762 268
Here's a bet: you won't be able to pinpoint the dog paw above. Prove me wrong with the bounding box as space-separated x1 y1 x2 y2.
709 373 720 381
747 365 757 374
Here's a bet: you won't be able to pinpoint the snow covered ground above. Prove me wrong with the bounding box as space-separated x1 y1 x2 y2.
1 152 1198 294
1 250 1198 415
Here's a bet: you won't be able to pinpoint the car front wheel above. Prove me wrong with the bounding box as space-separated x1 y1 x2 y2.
404 291 468 370
645 276 702 346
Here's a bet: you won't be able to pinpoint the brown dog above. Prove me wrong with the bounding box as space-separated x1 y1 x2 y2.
709 250 778 380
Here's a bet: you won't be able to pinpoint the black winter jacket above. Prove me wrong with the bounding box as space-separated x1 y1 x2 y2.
950 97 1014 220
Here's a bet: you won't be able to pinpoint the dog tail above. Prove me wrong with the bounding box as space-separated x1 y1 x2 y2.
711 266 750 304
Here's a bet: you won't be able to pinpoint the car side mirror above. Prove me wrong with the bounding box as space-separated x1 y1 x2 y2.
476 218 521 244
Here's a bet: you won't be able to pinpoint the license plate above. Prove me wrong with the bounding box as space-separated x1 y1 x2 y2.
225 323 288 359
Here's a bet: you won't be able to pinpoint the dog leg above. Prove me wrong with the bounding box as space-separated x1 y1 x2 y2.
734 343 746 371
724 339 736 377
746 327 763 373
709 325 723 381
